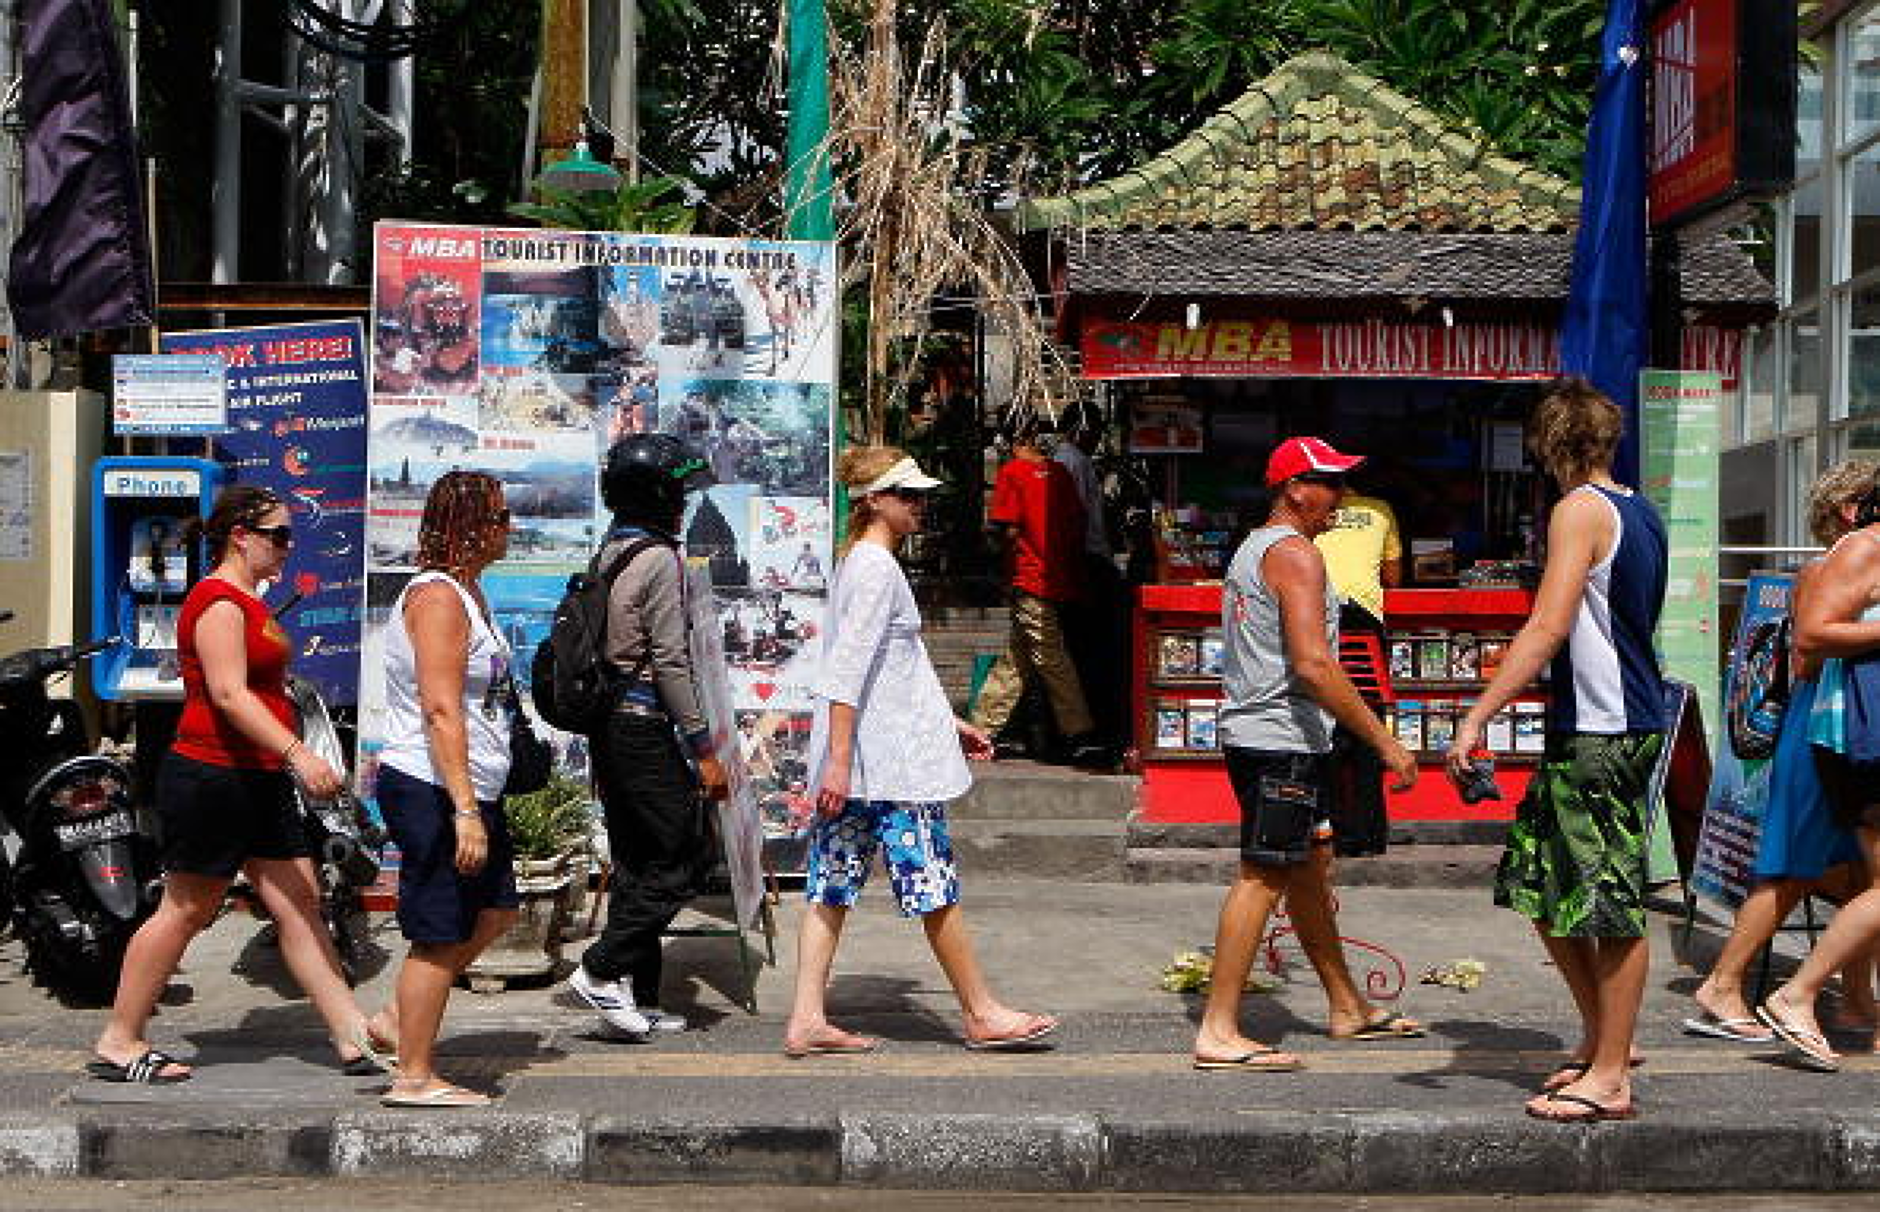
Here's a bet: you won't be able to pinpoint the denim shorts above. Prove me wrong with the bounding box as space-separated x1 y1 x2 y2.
376 763 519 944
805 799 960 917
1224 747 1334 867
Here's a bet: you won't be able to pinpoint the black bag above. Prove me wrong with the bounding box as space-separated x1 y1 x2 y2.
501 673 553 798
531 535 667 735
1726 615 1792 762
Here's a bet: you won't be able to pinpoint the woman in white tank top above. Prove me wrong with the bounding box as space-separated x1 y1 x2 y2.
373 472 521 1108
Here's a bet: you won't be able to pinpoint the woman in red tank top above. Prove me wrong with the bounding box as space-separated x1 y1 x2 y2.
90 486 396 1084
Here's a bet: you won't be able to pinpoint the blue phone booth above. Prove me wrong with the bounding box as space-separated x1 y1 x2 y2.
92 457 226 701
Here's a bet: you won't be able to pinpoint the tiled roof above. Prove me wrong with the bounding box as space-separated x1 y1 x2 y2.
1064 230 1774 310
1015 52 1580 234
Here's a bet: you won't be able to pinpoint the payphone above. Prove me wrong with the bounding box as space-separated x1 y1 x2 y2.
91 457 225 701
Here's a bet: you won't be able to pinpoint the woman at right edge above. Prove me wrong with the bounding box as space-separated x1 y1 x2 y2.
1754 469 1880 1072
1446 379 1668 1123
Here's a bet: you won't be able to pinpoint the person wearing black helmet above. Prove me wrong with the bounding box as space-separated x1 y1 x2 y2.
567 434 729 1040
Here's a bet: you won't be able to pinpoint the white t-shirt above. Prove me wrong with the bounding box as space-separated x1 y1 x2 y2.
377 572 515 802
807 543 970 802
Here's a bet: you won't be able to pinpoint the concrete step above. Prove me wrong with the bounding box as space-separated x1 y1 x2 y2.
1127 820 1509 848
951 761 1139 821
1123 844 1505 887
951 818 1126 882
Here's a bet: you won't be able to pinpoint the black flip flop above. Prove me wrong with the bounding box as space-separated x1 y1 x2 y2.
1527 1091 1637 1122
1337 1011 1426 1041
87 1048 191 1084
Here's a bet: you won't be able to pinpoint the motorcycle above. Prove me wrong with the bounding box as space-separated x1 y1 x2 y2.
0 632 158 1002
284 675 384 985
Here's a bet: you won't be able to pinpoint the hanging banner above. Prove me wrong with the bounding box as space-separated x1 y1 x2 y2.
163 321 371 706
1641 368 1722 749
358 224 838 853
1080 315 1744 387
1691 571 1791 909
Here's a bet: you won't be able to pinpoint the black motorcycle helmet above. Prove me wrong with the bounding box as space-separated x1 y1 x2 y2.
601 433 714 529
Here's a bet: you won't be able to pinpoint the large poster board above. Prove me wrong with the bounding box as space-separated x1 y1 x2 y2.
1691 572 1792 908
358 224 837 843
162 321 370 705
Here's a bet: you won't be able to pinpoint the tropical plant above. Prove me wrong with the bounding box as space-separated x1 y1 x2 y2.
507 177 699 234
504 773 594 862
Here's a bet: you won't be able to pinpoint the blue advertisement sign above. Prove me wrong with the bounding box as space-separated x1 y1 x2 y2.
161 321 369 704
1691 571 1793 908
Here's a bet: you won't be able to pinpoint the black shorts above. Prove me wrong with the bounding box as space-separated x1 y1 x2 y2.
157 752 312 879
377 763 519 945
1814 746 1880 832
1224 747 1334 867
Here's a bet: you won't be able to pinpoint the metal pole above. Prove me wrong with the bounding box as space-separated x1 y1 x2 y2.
613 2 638 184
211 0 241 284
519 66 542 202
281 23 306 279
387 0 413 171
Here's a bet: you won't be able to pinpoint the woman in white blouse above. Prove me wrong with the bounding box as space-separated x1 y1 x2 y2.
783 446 1059 1057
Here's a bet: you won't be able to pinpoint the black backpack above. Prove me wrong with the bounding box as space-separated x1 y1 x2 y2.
531 536 668 735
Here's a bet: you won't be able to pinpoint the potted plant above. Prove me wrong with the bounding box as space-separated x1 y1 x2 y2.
464 773 595 992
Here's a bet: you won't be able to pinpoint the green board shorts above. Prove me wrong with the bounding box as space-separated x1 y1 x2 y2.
1493 731 1664 939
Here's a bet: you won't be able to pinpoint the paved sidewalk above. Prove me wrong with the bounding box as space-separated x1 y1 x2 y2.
0 879 1873 1192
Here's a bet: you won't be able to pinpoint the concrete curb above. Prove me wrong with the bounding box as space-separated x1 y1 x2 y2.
5 1109 1880 1191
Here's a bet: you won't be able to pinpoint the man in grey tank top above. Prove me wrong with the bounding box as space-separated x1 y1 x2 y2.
1194 437 1423 1073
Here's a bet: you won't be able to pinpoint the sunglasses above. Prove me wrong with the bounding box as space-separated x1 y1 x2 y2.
1293 473 1347 489
247 524 294 546
882 487 930 502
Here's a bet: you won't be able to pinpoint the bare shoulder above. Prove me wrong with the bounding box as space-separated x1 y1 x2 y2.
402 578 468 626
1261 534 1325 585
1826 526 1880 575
1550 489 1613 527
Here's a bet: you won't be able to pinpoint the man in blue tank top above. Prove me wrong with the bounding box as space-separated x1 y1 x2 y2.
1447 379 1668 1124
1193 438 1422 1074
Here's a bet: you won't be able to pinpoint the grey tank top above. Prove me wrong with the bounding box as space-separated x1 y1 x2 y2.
1218 525 1340 753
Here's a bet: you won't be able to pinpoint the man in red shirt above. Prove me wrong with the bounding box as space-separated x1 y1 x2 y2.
972 422 1105 766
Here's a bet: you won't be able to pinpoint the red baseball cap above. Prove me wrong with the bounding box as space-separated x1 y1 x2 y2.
1264 436 1365 487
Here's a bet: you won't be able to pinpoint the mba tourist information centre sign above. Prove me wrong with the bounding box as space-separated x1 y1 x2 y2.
1079 315 1745 388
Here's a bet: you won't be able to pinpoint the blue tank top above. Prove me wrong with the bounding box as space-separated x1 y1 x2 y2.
1547 484 1667 734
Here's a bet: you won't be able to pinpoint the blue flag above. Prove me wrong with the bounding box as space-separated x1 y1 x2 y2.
1560 0 1648 483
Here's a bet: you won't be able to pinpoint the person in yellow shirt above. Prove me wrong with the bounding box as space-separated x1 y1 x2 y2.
1315 489 1404 634
1314 485 1404 857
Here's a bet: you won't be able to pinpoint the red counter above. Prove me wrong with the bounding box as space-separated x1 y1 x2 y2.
1132 584 1542 825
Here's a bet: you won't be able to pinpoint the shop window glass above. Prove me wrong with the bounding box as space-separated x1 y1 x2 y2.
1743 324 1778 442
1794 176 1824 302
1853 283 1880 422
1849 19 1880 145
1848 418 1880 455
1787 312 1822 432
1788 433 1820 545
1850 141 1880 278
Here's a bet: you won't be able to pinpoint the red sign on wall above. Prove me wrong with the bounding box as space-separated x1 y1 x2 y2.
1650 0 1738 223
1078 315 1743 389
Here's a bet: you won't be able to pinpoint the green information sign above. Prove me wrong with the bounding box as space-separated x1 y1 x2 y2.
1641 368 1723 741
1641 368 1723 886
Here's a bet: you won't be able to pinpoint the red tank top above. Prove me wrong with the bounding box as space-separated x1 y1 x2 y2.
172 578 296 770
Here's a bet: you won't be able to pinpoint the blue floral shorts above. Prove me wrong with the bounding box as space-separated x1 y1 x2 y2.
805 799 960 917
